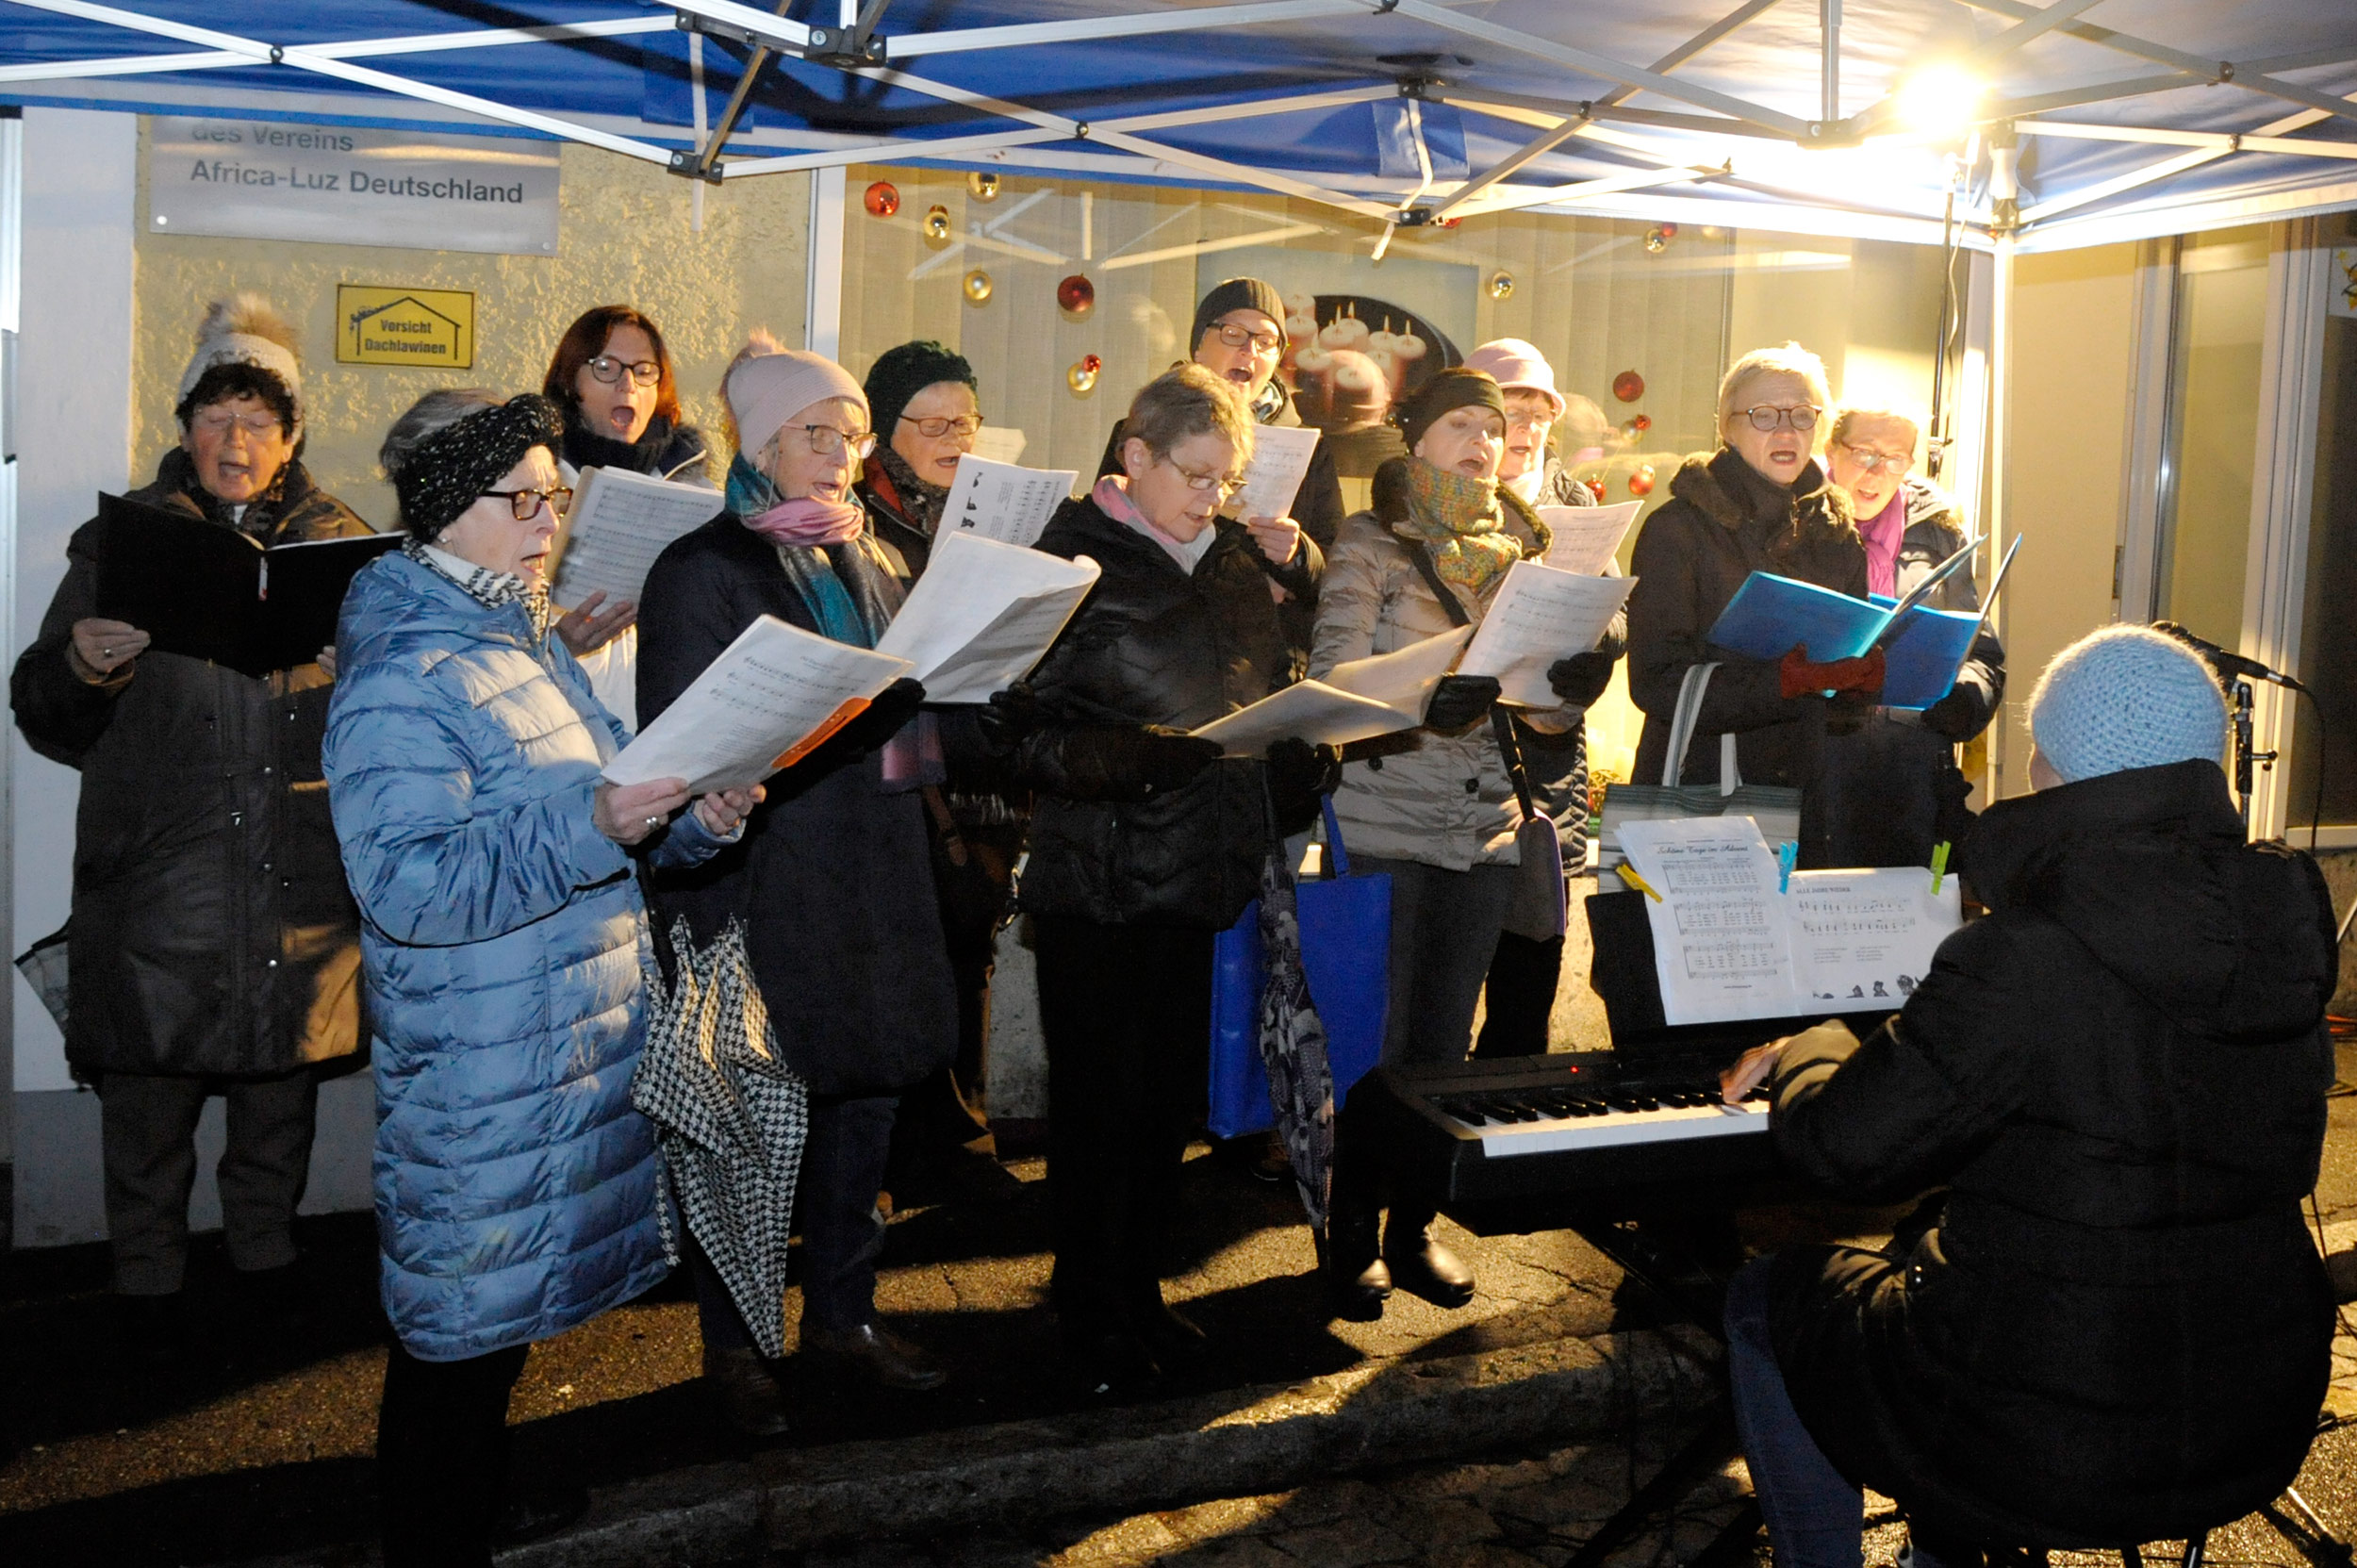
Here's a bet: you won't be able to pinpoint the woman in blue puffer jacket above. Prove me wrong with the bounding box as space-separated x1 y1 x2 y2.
324 390 757 1568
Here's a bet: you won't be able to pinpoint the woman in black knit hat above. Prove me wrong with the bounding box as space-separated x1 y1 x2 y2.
859 338 981 579
856 341 1026 1199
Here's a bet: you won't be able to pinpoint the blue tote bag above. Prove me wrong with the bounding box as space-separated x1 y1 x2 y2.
1207 797 1392 1138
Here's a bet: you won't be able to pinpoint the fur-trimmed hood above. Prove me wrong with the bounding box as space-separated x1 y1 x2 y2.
1666 445 1857 558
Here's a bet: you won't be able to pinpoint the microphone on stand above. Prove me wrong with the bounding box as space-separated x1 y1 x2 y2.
2151 621 2307 693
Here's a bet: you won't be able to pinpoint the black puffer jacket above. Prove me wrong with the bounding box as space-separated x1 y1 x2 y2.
556 411 710 487
1819 479 2006 867
1763 759 2336 1546
11 451 372 1079
1013 493 1317 929
636 516 957 1097
1625 447 1865 866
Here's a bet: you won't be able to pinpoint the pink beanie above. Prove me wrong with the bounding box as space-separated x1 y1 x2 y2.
724 342 868 454
1464 338 1565 419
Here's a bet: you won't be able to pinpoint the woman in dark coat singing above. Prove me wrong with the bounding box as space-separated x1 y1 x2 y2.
636 335 956 1432
1718 625 2338 1567
1624 341 1867 867
1001 363 1330 1394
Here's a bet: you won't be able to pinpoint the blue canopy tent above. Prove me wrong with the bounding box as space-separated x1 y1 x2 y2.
0 1 2351 254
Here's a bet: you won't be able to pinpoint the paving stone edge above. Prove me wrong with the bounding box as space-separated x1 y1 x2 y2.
474 1326 1722 1568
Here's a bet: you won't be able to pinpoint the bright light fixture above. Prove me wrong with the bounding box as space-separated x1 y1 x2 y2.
1894 64 1987 136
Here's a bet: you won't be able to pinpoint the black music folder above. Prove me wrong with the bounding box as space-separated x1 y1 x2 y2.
93 493 401 679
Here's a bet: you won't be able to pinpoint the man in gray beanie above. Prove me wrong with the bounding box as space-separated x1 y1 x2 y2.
1713 620 2337 1565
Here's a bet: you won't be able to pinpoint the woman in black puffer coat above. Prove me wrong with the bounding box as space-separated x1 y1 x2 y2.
1721 625 2337 1566
1004 365 1327 1390
1625 343 1867 867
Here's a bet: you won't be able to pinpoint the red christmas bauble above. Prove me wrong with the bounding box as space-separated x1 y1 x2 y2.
1080 354 1102 373
1057 274 1096 316
1627 464 1656 497
1632 413 1652 432
1584 478 1607 502
863 180 899 217
1612 370 1645 403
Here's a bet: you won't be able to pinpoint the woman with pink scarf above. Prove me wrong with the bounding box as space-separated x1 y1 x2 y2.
635 337 957 1434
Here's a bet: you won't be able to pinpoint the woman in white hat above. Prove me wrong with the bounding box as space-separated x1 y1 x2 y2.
635 334 958 1432
10 294 374 1343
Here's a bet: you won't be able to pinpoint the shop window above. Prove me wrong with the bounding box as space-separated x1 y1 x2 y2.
2289 213 2357 829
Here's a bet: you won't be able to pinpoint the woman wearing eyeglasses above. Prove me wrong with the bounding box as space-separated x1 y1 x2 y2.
999 363 1330 1392
1624 342 1870 868
857 339 981 578
325 389 754 1564
1815 406 2004 867
538 305 717 726
635 337 957 1430
11 295 373 1345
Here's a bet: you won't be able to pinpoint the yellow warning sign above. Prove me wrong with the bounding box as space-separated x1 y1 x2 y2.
335 285 474 368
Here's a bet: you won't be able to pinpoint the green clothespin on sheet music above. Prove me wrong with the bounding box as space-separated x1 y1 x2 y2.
1776 841 1798 893
1930 841 1952 895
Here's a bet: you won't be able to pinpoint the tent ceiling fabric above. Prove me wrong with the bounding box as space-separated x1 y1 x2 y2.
4 0 2353 250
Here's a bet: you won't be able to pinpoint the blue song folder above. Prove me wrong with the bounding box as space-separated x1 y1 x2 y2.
1706 574 1983 710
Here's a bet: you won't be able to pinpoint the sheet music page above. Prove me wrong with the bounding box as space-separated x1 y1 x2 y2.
943 454 1078 549
603 615 911 795
1787 868 1962 1012
1616 816 1803 1026
1320 624 1472 718
1230 425 1321 521
1538 501 1641 576
966 426 1028 465
549 466 724 608
872 531 1101 703
1456 561 1639 707
1191 680 1409 757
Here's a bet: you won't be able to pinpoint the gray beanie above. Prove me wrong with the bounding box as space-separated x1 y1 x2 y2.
2027 624 2229 784
1191 277 1287 354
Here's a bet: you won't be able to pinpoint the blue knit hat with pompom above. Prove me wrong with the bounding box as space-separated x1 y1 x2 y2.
2027 624 2229 784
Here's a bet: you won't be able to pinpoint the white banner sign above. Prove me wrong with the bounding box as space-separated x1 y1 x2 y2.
147 117 560 256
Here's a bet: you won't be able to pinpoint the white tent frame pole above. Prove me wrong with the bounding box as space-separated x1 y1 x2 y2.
2021 122 2357 159
1983 233 2014 801
807 166 847 359
1446 162 1723 220
3 0 675 163
718 83 1396 178
2021 89 2357 226
0 16 674 85
1819 0 1839 125
884 0 1394 59
1389 0 1813 140
1953 0 2357 127
1427 0 1782 222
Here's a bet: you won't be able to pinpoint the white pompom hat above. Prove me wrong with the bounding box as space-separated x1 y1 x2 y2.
177 292 304 436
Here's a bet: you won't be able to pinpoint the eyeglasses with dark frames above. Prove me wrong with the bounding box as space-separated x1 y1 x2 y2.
1741 404 1822 433
482 485 573 521
586 355 661 388
1211 322 1283 355
898 413 985 438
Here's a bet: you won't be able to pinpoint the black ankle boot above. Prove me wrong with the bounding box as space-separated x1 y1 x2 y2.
1383 1209 1475 1308
701 1345 790 1438
1321 1204 1393 1322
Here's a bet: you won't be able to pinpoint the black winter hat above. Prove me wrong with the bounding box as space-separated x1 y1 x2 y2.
1190 277 1288 354
864 340 979 443
1392 367 1507 451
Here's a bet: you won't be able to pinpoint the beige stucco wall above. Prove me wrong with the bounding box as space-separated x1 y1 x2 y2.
129 124 812 529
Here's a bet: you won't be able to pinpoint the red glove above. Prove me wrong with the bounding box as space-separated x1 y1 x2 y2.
1778 644 1886 701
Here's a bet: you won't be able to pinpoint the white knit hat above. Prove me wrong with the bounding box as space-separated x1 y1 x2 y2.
177 293 304 435
722 334 867 454
2027 624 2229 784
1464 338 1565 419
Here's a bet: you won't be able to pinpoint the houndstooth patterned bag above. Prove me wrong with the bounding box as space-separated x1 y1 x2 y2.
631 916 808 1359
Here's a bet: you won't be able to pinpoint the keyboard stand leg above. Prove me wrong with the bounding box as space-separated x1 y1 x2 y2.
1558 1410 1740 1568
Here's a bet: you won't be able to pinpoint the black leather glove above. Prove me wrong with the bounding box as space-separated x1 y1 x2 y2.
1918 685 1984 741
1546 650 1617 709
1423 674 1501 732
1264 736 1343 801
1059 724 1223 799
976 683 1044 756
826 677 927 757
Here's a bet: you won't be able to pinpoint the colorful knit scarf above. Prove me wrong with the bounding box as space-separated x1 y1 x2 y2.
1396 456 1524 597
